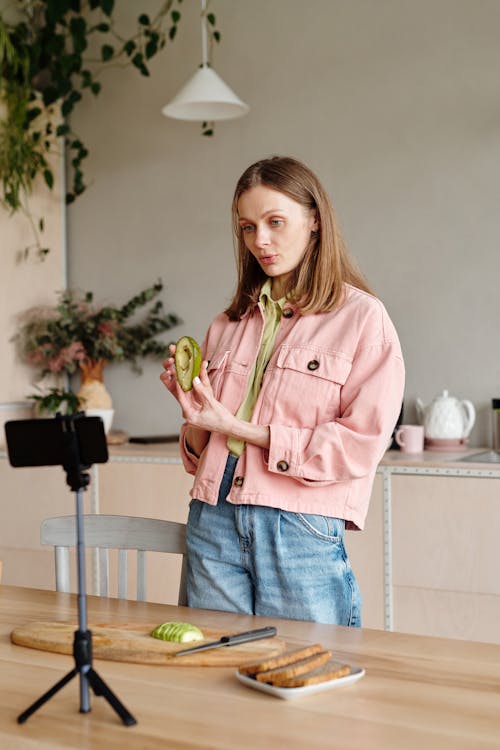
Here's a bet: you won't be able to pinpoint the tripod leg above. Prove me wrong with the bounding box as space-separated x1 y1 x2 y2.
86 668 137 726
17 667 78 724
79 669 90 714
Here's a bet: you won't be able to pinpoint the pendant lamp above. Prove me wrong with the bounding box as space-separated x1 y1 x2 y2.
162 0 249 122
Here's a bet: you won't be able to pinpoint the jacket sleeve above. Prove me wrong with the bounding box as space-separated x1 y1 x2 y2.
266 340 405 485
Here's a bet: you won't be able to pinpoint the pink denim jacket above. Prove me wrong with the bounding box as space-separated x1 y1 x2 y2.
180 284 405 530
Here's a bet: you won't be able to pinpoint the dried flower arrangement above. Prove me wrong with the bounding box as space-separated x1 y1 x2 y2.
15 280 180 413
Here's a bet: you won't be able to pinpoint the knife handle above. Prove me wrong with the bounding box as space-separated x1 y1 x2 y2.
221 626 277 645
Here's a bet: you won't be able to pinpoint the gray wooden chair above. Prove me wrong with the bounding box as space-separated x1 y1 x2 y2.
41 514 187 605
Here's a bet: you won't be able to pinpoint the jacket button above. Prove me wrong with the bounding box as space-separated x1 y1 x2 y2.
307 359 320 371
282 308 294 318
234 476 244 487
276 460 289 472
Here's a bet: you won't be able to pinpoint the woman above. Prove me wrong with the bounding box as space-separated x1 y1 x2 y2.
161 156 404 625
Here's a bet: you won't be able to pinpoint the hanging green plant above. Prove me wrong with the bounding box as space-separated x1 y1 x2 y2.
0 0 220 258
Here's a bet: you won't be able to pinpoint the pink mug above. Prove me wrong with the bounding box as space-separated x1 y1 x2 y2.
395 425 424 453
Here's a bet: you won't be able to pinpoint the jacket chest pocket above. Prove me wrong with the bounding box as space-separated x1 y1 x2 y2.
206 351 230 400
271 346 353 424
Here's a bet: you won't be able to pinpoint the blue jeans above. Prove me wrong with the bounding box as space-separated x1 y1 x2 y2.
186 454 362 625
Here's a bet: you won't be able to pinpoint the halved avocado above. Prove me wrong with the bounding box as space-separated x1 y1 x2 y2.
174 336 202 392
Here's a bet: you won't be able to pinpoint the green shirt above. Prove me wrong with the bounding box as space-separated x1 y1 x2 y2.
227 280 286 457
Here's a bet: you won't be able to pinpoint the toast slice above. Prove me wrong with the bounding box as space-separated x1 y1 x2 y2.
255 650 332 683
238 643 324 676
269 659 351 688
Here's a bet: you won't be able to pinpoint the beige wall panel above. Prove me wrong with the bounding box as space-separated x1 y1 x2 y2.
0 459 94 590
0 461 83 547
0 549 55 590
97 461 193 522
97 461 193 604
0 547 96 597
392 475 500 594
393 586 500 644
345 474 385 629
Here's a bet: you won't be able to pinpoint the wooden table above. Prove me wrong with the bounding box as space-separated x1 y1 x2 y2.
1 586 499 749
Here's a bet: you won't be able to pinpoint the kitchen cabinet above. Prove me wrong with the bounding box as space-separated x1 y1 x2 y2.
346 451 500 644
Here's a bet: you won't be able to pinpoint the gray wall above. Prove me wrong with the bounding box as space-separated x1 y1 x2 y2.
67 0 500 445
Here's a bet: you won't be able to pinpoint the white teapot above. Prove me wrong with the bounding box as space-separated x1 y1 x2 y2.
416 390 475 440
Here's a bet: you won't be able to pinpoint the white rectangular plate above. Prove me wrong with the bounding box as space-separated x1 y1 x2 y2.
235 664 365 700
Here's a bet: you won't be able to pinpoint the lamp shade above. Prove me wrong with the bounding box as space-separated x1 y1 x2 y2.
162 65 249 122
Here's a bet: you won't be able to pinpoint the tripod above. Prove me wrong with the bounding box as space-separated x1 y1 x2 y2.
17 415 136 726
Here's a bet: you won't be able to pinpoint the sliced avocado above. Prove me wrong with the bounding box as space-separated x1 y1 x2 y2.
151 621 204 643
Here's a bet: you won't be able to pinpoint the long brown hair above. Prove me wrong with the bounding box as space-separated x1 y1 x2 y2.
225 156 372 320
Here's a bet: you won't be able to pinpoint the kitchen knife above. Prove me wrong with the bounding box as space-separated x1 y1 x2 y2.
175 626 277 656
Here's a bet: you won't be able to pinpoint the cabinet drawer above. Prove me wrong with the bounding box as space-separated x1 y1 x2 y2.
394 586 500 644
392 475 500 595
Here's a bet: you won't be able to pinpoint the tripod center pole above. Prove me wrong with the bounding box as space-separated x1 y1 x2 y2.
75 488 88 632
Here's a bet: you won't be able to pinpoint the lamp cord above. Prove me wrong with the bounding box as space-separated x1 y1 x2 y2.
201 0 208 67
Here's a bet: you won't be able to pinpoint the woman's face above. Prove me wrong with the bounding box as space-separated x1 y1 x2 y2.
237 185 317 299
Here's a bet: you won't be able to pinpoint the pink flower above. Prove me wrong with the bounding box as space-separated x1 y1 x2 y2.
46 342 87 373
97 321 116 337
26 349 49 366
47 354 66 373
62 341 87 364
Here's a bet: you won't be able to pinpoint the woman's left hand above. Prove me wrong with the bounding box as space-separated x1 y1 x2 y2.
160 350 270 449
179 364 235 435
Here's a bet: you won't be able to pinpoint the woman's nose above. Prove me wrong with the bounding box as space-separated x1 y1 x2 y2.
255 225 271 247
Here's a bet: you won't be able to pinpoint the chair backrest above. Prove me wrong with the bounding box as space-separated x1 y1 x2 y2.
41 514 187 605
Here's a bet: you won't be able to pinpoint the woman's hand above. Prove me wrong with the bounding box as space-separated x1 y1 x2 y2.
160 344 270 450
159 344 181 398
160 344 211 456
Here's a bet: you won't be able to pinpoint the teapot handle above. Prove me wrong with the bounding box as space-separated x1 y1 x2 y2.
461 400 476 438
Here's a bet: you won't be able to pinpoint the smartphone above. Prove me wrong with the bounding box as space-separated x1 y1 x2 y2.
5 416 109 468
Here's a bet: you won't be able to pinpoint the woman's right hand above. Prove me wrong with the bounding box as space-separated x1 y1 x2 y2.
160 344 210 457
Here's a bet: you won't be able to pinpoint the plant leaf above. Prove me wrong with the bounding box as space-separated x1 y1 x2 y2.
101 0 115 17
101 44 114 62
43 170 54 189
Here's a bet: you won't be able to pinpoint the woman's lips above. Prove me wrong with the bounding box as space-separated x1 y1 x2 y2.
260 255 278 266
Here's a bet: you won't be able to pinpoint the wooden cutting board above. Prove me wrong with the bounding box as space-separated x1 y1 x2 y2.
11 621 287 667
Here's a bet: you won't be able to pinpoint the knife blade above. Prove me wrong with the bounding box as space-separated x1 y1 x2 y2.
175 626 277 657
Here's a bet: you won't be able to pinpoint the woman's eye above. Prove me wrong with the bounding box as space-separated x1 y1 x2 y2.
270 218 283 227
241 224 254 233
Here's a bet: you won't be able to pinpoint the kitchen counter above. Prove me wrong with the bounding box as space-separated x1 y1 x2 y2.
381 447 500 472
107 440 183 463
2 441 498 468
